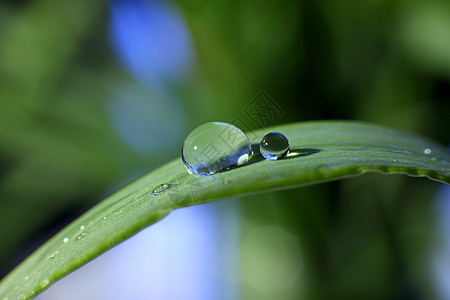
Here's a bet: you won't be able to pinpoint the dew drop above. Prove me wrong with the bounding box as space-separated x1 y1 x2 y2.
260 132 290 160
391 149 411 154
40 279 49 288
24 276 29 281
182 122 252 176
151 183 176 195
77 233 86 240
424 148 432 154
49 250 60 259
80 225 85 230
63 237 69 243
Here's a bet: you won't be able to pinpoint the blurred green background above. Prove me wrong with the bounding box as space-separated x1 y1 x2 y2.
0 0 449 299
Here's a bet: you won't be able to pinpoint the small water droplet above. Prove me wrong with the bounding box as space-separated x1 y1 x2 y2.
391 149 411 154
103 216 107 220
260 132 290 160
80 225 85 230
63 237 69 243
48 250 60 259
151 183 176 196
40 279 49 288
24 276 29 281
77 233 86 240
424 148 432 154
182 122 252 176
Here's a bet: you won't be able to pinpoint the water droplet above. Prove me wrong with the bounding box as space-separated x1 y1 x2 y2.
260 132 290 160
63 237 69 243
103 216 107 220
24 276 29 281
80 225 85 230
77 233 86 240
151 183 176 195
48 250 60 259
40 279 49 288
391 149 411 154
424 148 432 154
182 122 252 176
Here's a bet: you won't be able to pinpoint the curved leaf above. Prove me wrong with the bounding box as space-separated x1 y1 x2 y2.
0 121 449 299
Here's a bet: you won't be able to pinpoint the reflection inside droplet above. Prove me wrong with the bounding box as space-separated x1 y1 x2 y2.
182 122 252 176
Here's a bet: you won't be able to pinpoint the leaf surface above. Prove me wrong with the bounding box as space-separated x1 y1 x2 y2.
1 121 448 299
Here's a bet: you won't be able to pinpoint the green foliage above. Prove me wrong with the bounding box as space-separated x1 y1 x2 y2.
0 0 449 298
0 121 448 299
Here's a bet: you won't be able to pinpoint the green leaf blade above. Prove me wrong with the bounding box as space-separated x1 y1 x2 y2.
0 121 449 299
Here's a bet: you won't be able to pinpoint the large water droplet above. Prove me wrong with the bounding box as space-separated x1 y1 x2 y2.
182 122 252 176
151 183 176 195
260 132 290 160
